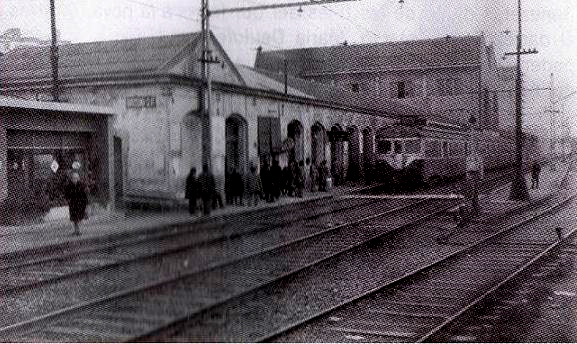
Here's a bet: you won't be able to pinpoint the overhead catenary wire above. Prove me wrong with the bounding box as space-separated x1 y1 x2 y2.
120 0 286 51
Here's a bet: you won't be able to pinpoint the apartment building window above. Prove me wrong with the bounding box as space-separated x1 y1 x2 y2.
390 80 415 99
397 81 406 98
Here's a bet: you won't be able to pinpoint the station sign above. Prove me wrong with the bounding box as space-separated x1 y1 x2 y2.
126 96 157 109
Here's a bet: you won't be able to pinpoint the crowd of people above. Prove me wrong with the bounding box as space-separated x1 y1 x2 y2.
185 158 332 216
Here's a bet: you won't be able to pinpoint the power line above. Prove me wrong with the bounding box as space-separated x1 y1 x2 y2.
120 0 286 50
320 5 380 38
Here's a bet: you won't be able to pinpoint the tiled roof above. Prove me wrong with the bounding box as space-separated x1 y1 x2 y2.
255 35 483 76
234 64 312 98
0 33 201 82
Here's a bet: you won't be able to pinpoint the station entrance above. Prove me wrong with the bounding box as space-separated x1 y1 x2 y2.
6 130 93 213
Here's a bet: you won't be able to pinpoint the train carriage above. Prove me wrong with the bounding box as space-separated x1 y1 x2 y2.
373 120 539 189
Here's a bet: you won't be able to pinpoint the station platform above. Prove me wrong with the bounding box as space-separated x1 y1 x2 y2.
0 182 376 255
0 162 572 257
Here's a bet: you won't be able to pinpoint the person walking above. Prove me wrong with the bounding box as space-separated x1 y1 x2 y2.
64 172 88 236
245 165 263 206
198 164 216 215
185 167 198 215
531 161 542 189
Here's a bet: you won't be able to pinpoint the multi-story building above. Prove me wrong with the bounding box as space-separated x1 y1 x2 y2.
255 34 501 131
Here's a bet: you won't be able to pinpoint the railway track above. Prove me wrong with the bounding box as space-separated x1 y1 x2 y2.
421 226 577 342
0 169 516 341
0 196 460 342
258 196 577 341
0 197 412 323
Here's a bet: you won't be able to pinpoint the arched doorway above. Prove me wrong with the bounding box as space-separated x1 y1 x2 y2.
287 120 304 163
347 126 360 181
311 122 326 167
362 127 374 183
330 124 346 186
225 114 248 176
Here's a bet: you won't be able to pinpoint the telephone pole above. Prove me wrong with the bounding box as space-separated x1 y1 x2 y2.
50 0 60 102
504 0 538 201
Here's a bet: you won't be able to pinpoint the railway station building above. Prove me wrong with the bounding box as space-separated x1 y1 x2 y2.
0 32 438 204
0 96 114 223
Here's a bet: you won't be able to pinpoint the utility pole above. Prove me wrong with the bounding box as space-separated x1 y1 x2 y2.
50 0 59 102
200 0 361 172
504 0 538 201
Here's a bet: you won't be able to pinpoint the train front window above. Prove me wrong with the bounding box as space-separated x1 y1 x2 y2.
394 141 403 154
377 140 392 154
405 139 421 154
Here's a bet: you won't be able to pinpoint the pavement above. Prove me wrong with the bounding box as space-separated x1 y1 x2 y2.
0 182 377 255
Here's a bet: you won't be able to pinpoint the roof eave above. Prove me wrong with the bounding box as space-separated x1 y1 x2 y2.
301 62 482 77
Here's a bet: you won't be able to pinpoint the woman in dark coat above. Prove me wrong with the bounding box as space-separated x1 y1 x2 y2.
64 172 88 236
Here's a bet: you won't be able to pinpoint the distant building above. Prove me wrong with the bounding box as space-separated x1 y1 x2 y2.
255 34 501 131
0 28 69 54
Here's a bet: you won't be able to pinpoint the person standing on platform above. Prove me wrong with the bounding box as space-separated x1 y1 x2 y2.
260 160 271 202
64 172 88 236
185 167 198 215
296 160 305 198
270 159 283 201
231 168 244 206
199 164 216 215
245 165 263 206
309 160 318 192
531 161 541 189
318 160 329 192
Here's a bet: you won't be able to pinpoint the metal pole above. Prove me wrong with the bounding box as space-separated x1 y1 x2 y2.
509 0 530 201
200 0 212 170
50 0 59 102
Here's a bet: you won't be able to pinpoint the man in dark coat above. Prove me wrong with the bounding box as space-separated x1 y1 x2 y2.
260 160 271 202
270 159 283 201
185 167 198 215
198 164 216 215
231 168 244 205
64 172 88 236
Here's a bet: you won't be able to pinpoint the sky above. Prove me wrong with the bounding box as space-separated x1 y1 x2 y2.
2 0 577 136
